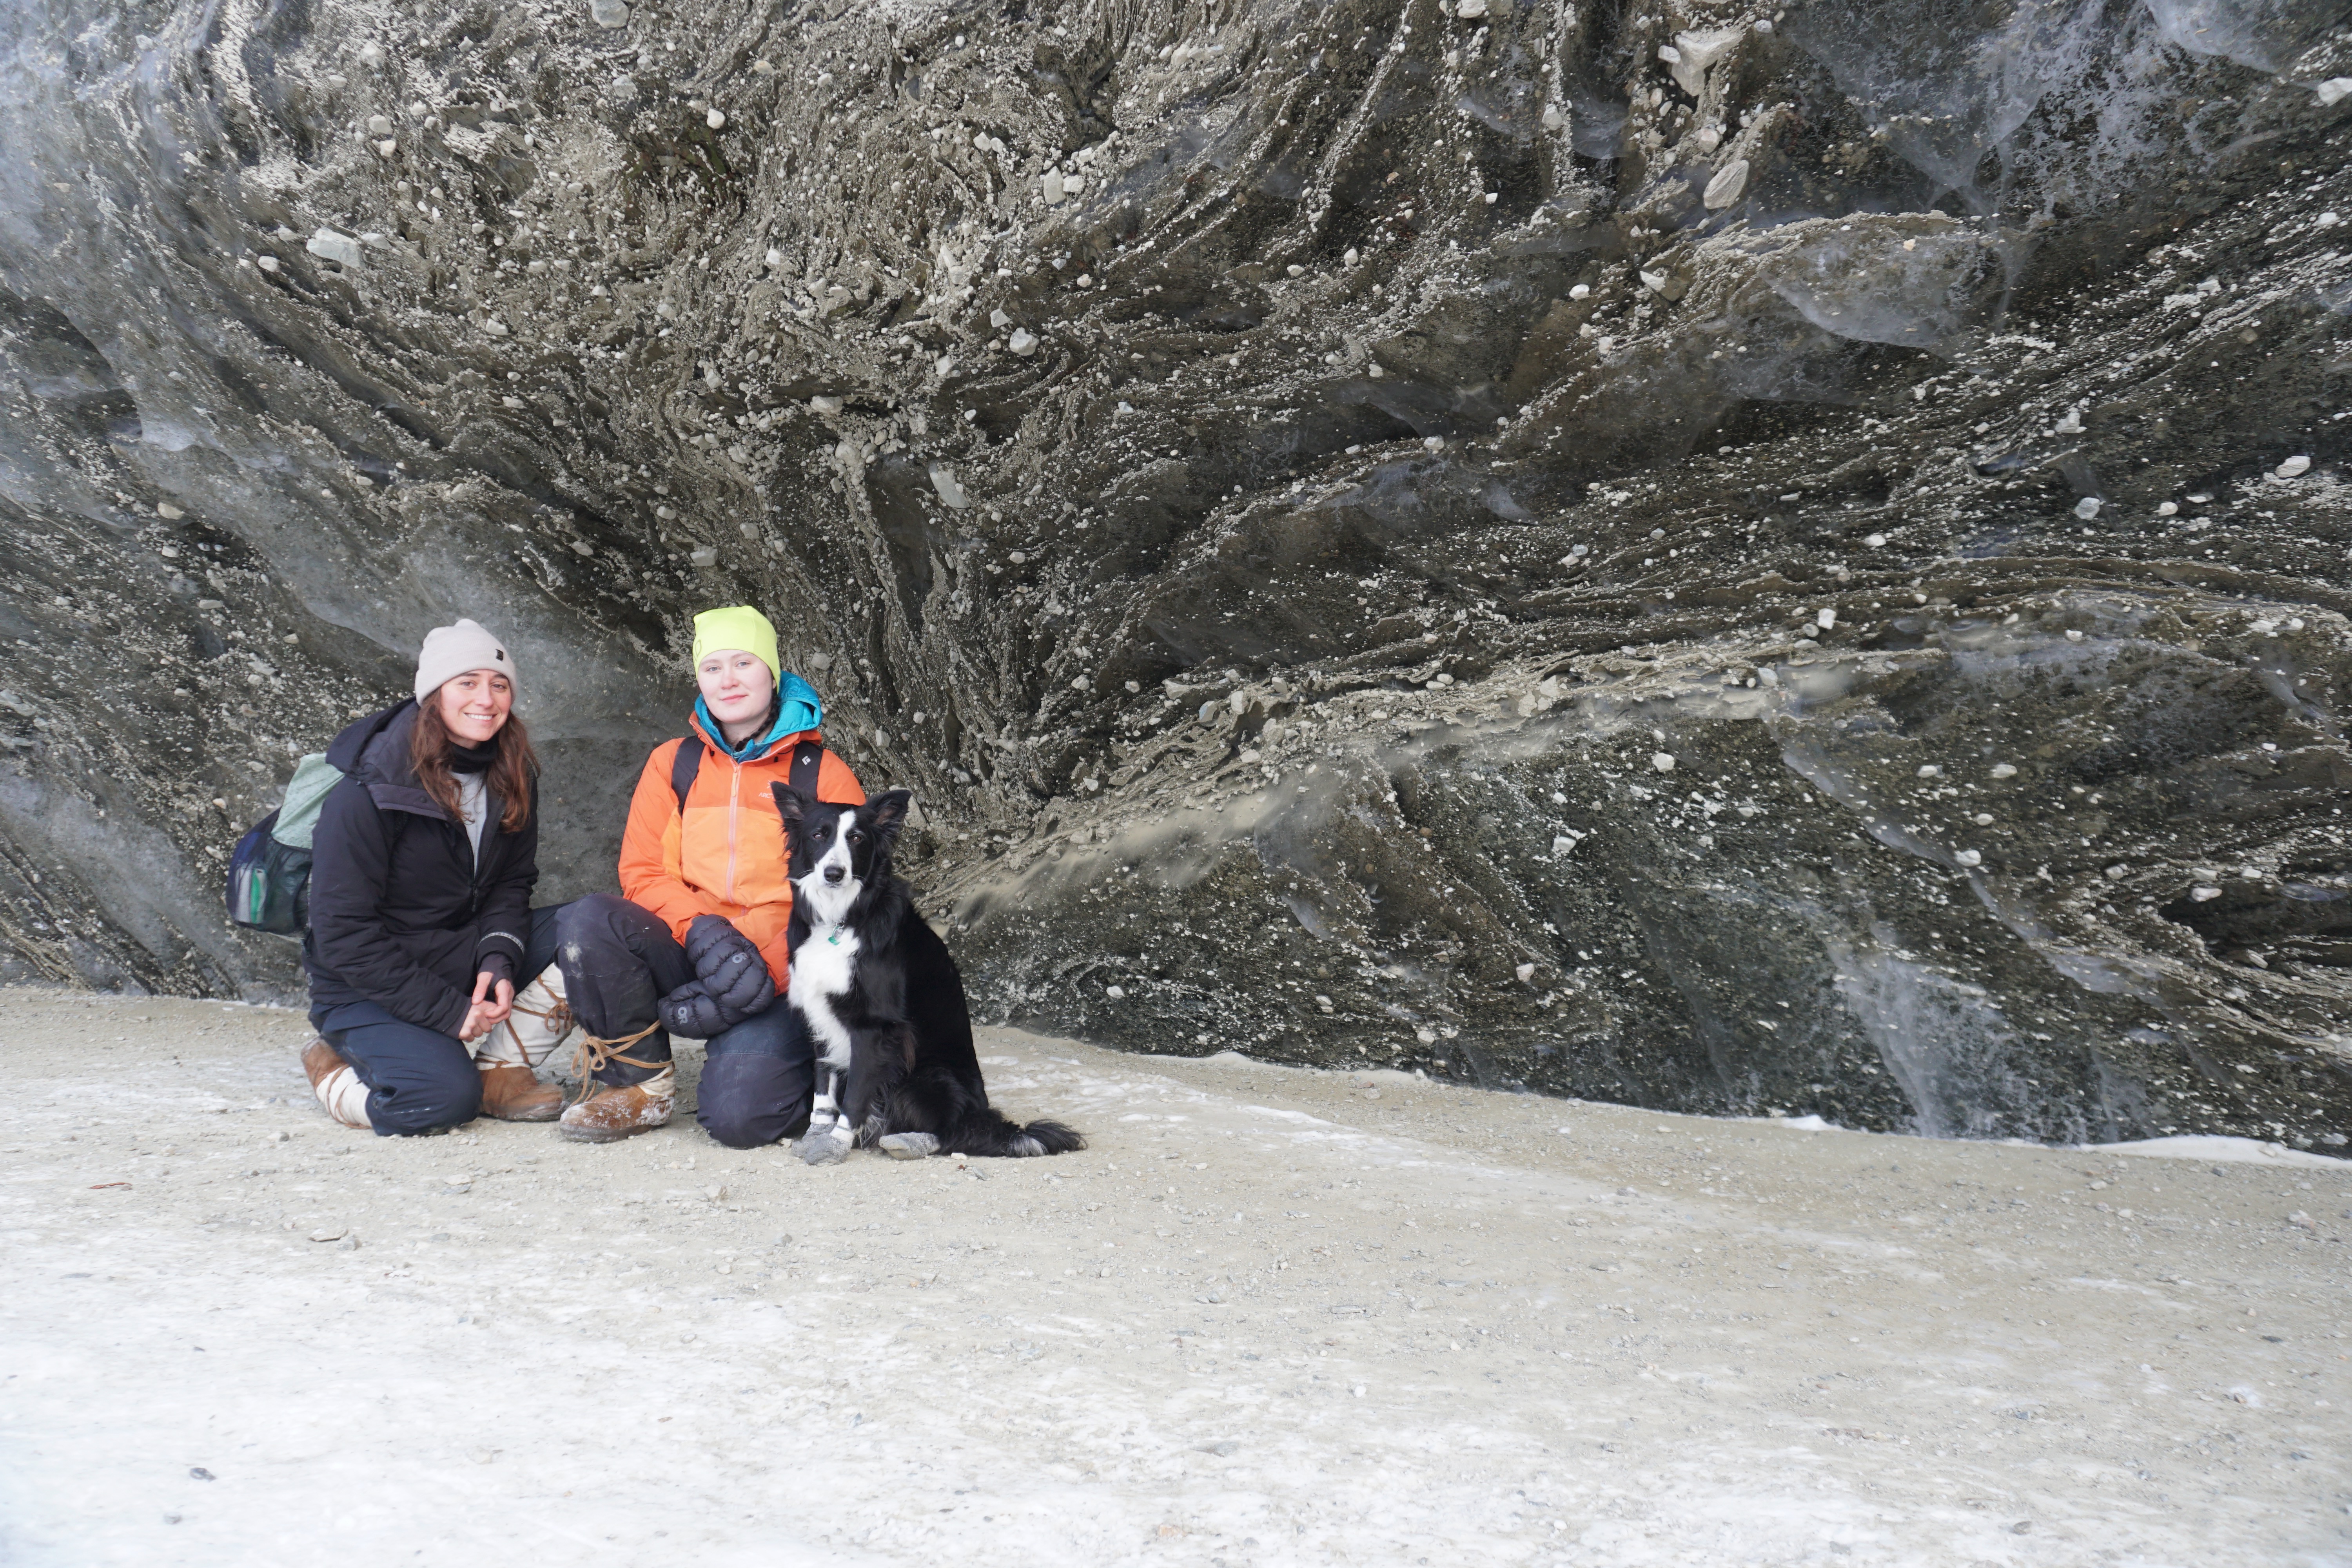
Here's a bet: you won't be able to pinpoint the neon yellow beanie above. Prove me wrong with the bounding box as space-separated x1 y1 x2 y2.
691 605 780 683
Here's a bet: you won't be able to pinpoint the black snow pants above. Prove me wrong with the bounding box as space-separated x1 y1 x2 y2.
555 893 815 1148
315 904 564 1136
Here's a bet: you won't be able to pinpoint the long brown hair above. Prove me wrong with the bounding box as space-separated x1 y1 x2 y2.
411 690 539 833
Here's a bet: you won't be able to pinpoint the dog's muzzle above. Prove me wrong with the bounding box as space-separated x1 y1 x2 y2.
823 865 847 885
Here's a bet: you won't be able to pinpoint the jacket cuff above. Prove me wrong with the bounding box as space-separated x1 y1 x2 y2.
475 949 515 990
477 924 527 960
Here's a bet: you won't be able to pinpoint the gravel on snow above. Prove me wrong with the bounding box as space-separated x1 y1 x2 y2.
1 988 2345 1566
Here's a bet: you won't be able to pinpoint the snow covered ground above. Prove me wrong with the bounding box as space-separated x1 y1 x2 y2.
1 986 2345 1567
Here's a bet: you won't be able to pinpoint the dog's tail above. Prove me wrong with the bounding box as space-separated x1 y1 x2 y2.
950 1108 1085 1158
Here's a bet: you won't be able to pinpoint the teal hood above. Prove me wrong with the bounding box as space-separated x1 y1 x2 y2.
694 670 824 760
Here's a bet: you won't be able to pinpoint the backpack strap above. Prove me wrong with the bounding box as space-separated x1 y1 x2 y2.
669 736 703 815
789 738 823 799
673 735 822 814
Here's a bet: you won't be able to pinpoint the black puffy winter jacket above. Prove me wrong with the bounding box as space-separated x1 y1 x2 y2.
303 701 538 1036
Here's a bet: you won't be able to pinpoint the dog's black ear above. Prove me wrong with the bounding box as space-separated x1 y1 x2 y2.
771 783 809 822
866 789 913 843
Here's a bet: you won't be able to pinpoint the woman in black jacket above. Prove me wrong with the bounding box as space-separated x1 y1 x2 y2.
301 619 570 1135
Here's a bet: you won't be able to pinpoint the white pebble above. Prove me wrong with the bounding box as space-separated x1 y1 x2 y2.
2191 886 2222 902
1955 849 1982 867
1815 608 1837 630
706 107 727 130
1864 533 1886 548
1105 985 1125 999
1916 764 1940 777
2105 864 2130 881
1990 762 2018 779
2275 454 2310 478
2073 496 2102 520
1007 327 1039 357
1650 752 1676 773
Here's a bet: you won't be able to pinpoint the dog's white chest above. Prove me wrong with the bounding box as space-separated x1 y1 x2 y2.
789 926 862 1068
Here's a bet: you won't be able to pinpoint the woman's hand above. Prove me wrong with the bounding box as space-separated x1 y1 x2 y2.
458 971 517 1042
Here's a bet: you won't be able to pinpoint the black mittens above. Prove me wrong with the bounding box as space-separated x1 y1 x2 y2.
657 915 777 1037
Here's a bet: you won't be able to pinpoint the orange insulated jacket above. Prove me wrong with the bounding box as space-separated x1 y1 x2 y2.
616 713 864 988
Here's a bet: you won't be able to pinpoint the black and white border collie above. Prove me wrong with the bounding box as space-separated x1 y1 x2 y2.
773 785 1083 1164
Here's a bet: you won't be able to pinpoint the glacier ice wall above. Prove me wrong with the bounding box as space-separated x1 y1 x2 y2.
0 0 2347 1147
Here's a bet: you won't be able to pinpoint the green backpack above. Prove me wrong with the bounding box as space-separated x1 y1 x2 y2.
226 754 345 935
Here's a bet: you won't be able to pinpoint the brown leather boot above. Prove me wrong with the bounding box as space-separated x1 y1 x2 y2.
559 1065 675 1143
478 1063 564 1122
301 1037 345 1090
301 1038 370 1129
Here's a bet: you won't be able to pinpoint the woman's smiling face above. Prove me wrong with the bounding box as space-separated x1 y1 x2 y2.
435 669 512 744
697 649 775 728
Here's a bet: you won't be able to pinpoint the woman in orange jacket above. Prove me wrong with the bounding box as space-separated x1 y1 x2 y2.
533 605 864 1144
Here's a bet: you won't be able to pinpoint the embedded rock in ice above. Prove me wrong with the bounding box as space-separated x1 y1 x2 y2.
927 463 971 510
1702 159 1749 211
304 229 363 270
1667 27 1745 98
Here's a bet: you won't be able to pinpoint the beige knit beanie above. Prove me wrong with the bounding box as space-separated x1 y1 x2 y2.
414 618 518 701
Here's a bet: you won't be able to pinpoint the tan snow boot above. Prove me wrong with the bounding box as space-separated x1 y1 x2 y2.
478 1063 564 1122
301 1038 371 1131
560 1064 675 1143
471 967 572 1122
